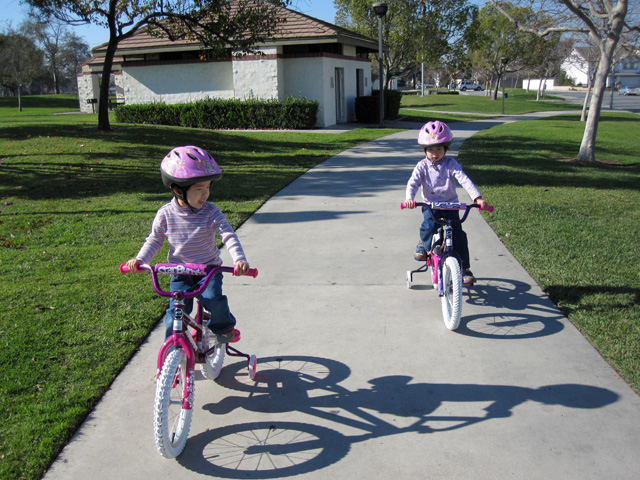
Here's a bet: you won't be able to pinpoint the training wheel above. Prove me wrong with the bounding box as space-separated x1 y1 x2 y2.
406 271 413 289
248 354 257 380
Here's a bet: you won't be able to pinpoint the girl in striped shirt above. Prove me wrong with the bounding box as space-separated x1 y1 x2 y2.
125 146 249 342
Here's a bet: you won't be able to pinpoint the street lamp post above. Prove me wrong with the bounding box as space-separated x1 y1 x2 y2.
373 2 388 127
501 56 509 114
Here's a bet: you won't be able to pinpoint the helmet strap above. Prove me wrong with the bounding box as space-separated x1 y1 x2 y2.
171 185 198 213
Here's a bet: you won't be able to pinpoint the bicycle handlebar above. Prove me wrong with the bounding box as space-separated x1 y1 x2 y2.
400 201 494 213
119 263 258 277
119 263 258 298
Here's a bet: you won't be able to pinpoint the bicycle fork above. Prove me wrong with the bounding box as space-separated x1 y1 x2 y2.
156 298 196 410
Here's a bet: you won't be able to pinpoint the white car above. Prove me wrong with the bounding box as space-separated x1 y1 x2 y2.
458 81 483 91
618 86 638 95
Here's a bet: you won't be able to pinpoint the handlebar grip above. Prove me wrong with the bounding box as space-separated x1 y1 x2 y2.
400 202 407 210
120 263 145 274
480 205 495 213
238 267 259 278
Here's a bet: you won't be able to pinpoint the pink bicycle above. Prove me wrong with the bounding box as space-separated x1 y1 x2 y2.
119 262 258 458
401 201 493 330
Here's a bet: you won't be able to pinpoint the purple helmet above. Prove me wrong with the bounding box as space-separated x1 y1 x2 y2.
417 121 453 148
160 146 222 187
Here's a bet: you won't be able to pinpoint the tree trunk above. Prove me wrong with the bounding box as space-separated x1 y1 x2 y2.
492 75 500 100
577 39 617 163
97 35 118 131
581 71 595 122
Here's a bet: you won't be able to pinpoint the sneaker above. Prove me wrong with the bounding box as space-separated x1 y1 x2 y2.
414 242 427 261
215 329 236 345
462 269 476 285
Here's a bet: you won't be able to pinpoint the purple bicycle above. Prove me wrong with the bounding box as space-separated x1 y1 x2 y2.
120 262 258 458
401 202 494 330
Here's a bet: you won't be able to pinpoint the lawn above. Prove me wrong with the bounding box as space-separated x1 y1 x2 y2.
0 96 401 480
0 93 638 479
399 88 583 115
458 112 640 392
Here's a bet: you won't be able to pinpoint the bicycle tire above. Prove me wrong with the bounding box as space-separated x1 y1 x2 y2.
154 348 194 458
200 327 225 380
441 256 462 330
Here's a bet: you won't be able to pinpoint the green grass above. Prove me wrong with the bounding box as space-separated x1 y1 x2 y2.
0 93 638 479
458 112 640 391
400 88 582 114
0 96 401 479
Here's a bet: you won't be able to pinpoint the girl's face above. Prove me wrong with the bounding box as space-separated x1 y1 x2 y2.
425 146 446 163
178 180 211 209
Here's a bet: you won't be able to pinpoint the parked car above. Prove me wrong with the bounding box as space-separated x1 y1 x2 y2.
458 81 483 91
618 86 638 95
415 83 434 89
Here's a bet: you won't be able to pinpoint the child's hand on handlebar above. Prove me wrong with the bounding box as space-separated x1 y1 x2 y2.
234 261 250 276
126 258 141 272
475 197 488 210
404 199 417 209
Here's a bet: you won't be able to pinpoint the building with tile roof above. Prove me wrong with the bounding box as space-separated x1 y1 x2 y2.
77 3 381 127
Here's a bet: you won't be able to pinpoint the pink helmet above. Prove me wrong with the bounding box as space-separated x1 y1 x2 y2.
417 121 453 148
160 146 222 188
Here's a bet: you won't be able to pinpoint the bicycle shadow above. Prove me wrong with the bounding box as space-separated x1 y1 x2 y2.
177 356 618 478
457 277 566 338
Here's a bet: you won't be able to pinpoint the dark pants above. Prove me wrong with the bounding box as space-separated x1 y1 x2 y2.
164 270 236 339
420 207 471 270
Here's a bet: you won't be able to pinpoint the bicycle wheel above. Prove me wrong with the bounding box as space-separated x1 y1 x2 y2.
200 327 225 380
441 256 462 330
154 348 194 458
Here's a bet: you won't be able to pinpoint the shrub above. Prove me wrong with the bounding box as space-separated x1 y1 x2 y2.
355 89 403 123
115 97 319 130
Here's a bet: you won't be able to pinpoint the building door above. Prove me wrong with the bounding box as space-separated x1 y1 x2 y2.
356 68 364 97
335 68 346 123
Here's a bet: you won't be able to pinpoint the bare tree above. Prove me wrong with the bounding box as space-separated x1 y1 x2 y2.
21 18 68 94
489 0 640 163
59 32 91 92
25 0 290 130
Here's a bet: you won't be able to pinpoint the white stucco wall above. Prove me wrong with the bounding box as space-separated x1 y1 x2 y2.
282 57 326 124
122 62 234 104
233 56 280 99
283 56 371 127
233 46 284 99
77 73 100 113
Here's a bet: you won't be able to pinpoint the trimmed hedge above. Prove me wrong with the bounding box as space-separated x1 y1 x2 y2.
114 97 319 130
355 89 403 123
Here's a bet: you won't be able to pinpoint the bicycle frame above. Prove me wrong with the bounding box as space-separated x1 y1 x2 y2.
120 263 258 409
401 202 493 292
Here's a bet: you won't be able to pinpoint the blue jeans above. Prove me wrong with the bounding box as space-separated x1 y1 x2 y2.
420 206 470 270
164 270 236 339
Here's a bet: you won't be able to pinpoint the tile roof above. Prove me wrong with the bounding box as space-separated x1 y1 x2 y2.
90 1 378 56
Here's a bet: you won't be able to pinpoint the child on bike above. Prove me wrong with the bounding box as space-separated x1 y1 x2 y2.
404 121 487 285
125 146 249 342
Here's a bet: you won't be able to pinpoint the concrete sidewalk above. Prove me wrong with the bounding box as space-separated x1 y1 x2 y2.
45 113 640 479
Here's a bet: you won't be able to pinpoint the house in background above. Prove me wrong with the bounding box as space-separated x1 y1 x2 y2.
614 53 640 89
561 46 640 89
77 5 380 127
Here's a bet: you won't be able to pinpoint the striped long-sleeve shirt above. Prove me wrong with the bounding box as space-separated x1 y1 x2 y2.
136 198 247 266
406 156 482 204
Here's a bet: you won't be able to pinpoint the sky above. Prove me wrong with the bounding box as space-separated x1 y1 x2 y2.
1 0 338 48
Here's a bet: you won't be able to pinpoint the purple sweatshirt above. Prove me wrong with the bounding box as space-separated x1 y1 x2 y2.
136 198 247 266
406 156 481 203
